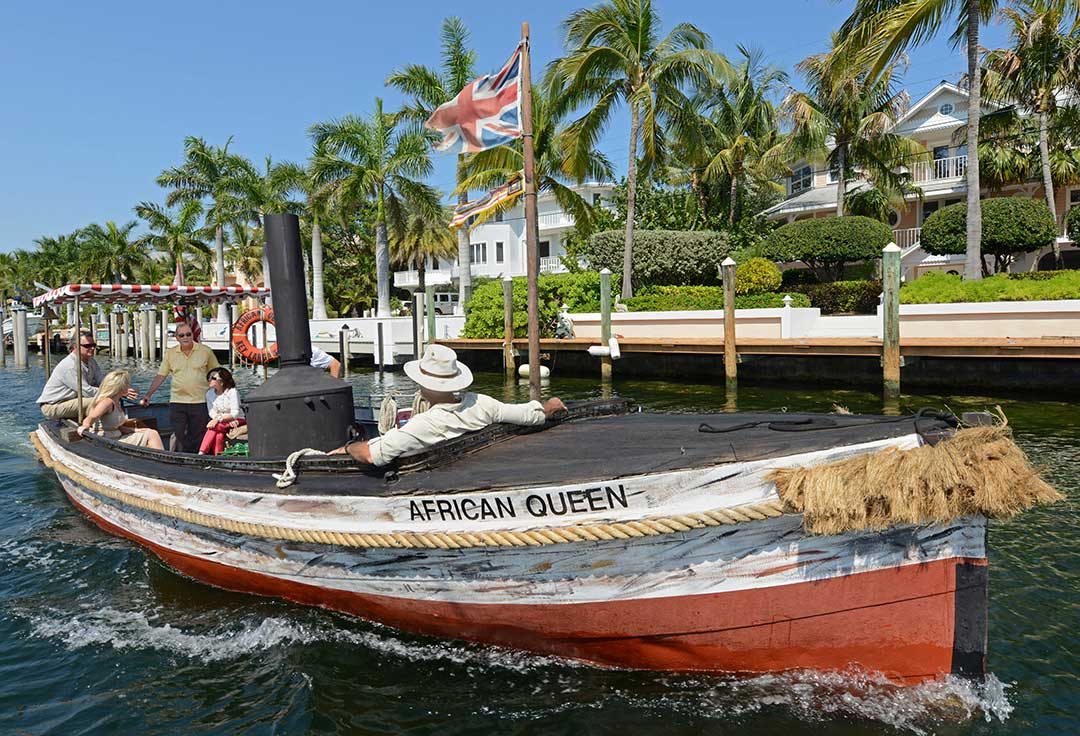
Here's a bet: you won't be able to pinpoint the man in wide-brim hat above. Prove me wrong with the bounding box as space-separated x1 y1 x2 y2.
335 344 566 466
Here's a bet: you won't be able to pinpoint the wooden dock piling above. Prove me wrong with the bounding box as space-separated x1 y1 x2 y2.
721 257 737 392
339 329 350 378
882 243 901 400
425 285 436 344
13 304 29 368
502 276 515 378
0 307 6 367
600 268 613 381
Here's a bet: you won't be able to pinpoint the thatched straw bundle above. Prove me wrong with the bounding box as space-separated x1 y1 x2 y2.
766 426 1063 535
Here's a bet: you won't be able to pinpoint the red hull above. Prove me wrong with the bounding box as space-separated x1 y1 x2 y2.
70 493 986 684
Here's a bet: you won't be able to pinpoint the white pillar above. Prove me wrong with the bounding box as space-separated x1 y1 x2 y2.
12 304 28 368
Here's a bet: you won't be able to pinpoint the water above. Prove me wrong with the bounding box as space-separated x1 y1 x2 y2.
1 356 1076 735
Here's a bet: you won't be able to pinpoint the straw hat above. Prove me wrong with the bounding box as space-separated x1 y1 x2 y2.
404 344 473 393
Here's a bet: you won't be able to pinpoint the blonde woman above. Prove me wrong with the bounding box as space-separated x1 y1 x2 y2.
77 370 165 450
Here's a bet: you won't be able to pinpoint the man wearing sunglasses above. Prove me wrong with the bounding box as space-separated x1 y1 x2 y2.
37 330 117 419
139 323 220 452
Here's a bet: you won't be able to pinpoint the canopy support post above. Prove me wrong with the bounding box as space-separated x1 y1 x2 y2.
75 295 84 424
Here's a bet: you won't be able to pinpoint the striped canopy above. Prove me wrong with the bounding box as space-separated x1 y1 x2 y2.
33 284 271 308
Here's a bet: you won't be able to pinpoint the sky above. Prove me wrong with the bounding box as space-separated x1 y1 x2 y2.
0 0 1009 253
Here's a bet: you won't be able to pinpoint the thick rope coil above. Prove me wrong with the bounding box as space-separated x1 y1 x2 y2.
378 394 398 434
272 448 329 488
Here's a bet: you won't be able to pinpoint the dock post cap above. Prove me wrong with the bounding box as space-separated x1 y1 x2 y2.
502 273 512 282
600 268 612 274
721 257 737 266
883 243 901 253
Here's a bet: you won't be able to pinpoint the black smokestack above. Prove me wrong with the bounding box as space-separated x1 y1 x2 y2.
263 213 311 368
243 213 354 457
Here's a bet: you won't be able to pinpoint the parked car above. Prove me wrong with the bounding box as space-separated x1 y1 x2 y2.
431 292 459 315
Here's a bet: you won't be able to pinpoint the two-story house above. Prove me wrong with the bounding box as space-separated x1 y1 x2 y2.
764 82 1079 278
393 183 614 311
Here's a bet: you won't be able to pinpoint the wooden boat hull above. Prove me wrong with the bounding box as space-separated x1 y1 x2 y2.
36 425 988 685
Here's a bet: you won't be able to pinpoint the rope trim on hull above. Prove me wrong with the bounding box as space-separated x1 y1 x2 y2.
29 431 788 550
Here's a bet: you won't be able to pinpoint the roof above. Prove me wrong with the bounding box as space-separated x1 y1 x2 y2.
762 181 868 217
33 284 271 308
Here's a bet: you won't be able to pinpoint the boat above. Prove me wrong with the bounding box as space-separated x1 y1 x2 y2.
28 215 1060 685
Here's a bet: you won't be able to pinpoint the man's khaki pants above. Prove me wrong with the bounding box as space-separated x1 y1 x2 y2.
40 397 97 420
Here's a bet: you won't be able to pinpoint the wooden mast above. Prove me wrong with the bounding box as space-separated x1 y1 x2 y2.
520 22 541 401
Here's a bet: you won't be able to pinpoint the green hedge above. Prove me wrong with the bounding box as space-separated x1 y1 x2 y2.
760 216 891 280
624 285 810 312
735 258 782 295
900 270 1080 303
790 279 883 314
585 230 732 287
781 268 821 287
921 197 1057 258
461 271 619 339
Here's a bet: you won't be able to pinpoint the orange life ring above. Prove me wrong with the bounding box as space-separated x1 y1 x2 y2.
231 307 279 365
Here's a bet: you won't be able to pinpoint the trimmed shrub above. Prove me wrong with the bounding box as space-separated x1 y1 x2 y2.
1065 205 1080 242
781 268 821 287
792 279 882 314
921 197 1057 271
900 270 1080 303
585 230 732 287
734 257 782 295
461 271 619 339
760 216 891 280
624 285 809 312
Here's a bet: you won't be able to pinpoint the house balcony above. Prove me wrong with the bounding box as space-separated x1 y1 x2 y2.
538 211 576 230
392 269 453 290
540 256 567 273
911 155 967 185
893 227 922 250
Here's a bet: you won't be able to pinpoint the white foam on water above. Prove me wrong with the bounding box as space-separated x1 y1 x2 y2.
641 668 1014 734
28 607 315 662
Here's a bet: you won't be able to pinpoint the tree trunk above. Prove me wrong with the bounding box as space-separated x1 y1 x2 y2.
214 224 228 322
835 144 846 217
691 171 709 224
375 193 391 318
417 256 426 295
456 154 471 314
1038 108 1061 268
728 162 740 226
622 102 641 300
963 0 983 281
311 216 328 319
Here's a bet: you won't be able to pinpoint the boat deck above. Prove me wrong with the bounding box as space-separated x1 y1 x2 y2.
41 409 953 497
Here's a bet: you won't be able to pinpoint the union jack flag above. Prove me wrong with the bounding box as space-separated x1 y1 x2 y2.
425 44 523 154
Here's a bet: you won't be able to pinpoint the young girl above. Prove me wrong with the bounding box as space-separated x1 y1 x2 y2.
199 368 245 455
77 370 165 450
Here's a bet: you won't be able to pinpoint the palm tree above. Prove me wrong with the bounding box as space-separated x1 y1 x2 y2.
80 220 146 282
310 99 440 317
547 0 731 298
219 154 306 291
134 201 211 283
982 0 1080 266
390 202 458 294
225 221 265 286
840 0 1003 280
697 46 788 224
300 143 334 319
459 85 614 235
157 136 237 318
386 16 478 308
784 38 923 218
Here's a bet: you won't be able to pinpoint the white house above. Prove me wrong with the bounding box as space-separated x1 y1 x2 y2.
763 81 1079 279
393 183 615 311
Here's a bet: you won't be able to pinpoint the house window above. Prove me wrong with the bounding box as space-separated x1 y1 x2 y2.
430 258 440 270
933 145 950 160
470 242 487 264
495 241 504 263
827 162 839 184
790 165 812 194
921 200 940 224
888 210 901 228
939 103 954 115
539 241 551 259
495 210 503 223
592 192 602 206
1070 188 1080 207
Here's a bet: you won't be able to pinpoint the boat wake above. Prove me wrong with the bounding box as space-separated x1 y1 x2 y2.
21 605 1014 733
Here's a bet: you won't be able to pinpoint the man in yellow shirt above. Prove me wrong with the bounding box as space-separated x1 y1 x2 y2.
139 324 220 452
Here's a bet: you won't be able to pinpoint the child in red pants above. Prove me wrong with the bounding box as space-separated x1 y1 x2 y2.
199 368 245 455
